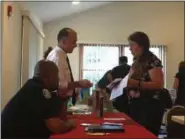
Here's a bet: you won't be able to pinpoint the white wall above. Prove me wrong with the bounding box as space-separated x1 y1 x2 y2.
20 6 44 36
0 2 2 105
20 11 44 86
1 2 22 108
1 2 44 108
44 2 184 88
28 20 44 78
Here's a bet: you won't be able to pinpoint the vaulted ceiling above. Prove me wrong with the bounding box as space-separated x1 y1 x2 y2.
19 1 110 23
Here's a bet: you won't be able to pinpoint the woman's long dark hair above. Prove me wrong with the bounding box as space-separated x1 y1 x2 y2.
128 31 152 62
128 32 154 79
44 46 53 59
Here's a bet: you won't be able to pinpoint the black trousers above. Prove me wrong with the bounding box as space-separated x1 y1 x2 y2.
129 97 165 136
112 93 129 114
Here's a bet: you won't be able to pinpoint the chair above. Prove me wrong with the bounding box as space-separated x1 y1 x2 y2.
166 105 185 138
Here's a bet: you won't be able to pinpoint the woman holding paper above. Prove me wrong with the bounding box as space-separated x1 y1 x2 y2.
126 31 164 136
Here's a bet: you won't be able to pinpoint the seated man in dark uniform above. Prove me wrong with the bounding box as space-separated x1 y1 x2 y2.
1 60 76 138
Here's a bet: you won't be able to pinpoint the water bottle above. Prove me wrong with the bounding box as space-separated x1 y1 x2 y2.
97 96 104 118
95 90 100 110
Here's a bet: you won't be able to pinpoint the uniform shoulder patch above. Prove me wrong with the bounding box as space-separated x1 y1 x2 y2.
43 89 52 99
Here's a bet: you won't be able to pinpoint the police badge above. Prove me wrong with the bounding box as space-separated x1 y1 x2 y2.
43 89 51 99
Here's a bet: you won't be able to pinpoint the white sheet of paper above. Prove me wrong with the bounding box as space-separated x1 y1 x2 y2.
104 118 125 121
109 74 129 100
106 78 122 90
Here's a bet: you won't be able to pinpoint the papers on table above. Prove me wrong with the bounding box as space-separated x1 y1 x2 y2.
73 111 92 115
86 132 110 135
103 122 123 126
68 104 89 111
109 74 129 100
104 118 126 121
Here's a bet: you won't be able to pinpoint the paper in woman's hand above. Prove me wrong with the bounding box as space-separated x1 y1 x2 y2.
109 74 129 100
106 78 122 90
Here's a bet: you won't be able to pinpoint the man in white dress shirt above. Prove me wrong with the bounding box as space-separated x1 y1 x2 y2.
47 28 92 106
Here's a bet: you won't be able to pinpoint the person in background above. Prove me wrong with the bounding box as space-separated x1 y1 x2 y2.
173 61 185 105
111 56 130 80
126 31 164 135
1 60 76 138
97 70 113 90
97 56 130 90
44 46 53 59
95 70 113 104
46 28 92 106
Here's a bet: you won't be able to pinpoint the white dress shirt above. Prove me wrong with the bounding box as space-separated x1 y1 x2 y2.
46 46 73 96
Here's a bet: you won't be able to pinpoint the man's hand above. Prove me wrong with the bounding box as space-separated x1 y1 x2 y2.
46 118 76 134
78 79 93 88
57 80 93 99
67 119 77 129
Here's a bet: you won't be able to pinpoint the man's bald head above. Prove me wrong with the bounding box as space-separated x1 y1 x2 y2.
57 28 76 42
57 27 77 53
34 60 58 78
33 60 59 91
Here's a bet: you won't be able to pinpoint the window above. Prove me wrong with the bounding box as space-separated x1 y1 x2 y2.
80 44 166 93
124 47 133 65
80 44 119 94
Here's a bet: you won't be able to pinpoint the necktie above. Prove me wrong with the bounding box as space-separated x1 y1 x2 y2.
66 56 76 105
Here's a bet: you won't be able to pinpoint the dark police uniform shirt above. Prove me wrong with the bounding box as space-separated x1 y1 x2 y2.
1 78 63 138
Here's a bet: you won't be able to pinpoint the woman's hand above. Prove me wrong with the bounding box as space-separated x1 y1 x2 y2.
127 79 139 87
128 90 140 98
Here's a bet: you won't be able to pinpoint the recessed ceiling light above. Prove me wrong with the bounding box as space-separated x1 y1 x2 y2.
72 1 80 5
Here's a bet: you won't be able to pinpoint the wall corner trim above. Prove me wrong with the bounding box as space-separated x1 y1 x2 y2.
21 10 45 38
